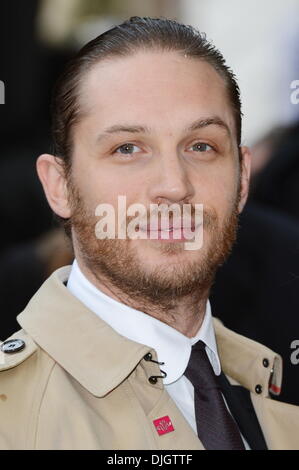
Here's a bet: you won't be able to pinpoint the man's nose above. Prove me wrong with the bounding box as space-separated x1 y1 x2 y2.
147 152 195 204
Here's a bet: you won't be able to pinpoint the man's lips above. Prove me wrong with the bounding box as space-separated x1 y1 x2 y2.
139 223 198 231
136 222 202 241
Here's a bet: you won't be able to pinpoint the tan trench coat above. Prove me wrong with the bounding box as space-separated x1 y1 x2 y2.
0 266 298 450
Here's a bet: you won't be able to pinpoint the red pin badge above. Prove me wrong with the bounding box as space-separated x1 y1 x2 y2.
153 415 175 436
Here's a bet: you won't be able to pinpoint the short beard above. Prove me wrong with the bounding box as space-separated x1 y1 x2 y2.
66 179 240 312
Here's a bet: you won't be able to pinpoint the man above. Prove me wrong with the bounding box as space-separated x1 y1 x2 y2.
0 17 298 450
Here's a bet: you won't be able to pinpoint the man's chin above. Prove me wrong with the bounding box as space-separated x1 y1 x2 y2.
134 238 206 265
135 233 199 250
131 246 211 285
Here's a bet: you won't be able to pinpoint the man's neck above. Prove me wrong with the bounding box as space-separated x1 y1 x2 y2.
76 259 209 338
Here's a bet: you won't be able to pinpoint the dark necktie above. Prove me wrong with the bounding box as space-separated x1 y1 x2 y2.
184 340 245 450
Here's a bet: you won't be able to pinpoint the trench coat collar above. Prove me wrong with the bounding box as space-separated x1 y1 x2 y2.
17 266 283 399
17 266 160 397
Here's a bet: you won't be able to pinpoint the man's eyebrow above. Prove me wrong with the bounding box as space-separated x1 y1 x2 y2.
96 124 150 143
186 117 231 136
96 116 231 143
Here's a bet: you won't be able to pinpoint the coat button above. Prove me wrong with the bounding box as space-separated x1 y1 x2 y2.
263 358 269 368
255 384 263 394
0 339 25 354
144 353 153 361
149 376 158 384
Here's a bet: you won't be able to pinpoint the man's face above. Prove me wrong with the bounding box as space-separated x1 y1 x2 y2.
66 51 249 305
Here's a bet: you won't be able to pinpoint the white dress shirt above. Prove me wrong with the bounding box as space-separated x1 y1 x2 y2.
67 259 249 448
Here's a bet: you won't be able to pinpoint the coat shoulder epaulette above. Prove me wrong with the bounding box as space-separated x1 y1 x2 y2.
0 329 38 371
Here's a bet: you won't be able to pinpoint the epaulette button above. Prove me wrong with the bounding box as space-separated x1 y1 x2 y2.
1 339 26 354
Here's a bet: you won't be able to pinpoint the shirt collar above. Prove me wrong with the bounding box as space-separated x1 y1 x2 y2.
67 260 221 384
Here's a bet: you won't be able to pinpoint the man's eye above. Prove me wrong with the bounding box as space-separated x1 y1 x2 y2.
190 142 213 152
114 143 140 154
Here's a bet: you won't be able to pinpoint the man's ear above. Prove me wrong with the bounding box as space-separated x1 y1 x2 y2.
36 154 71 218
238 146 252 213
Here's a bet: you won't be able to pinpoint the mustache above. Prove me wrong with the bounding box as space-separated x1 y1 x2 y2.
122 206 217 230
68 190 219 233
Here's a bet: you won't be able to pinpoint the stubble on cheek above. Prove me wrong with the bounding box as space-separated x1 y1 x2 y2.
66 173 239 308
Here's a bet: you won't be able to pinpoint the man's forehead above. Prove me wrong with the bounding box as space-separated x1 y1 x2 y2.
81 51 228 104
78 51 236 137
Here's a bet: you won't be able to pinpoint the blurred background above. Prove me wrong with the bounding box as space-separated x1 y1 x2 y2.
1 0 299 404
